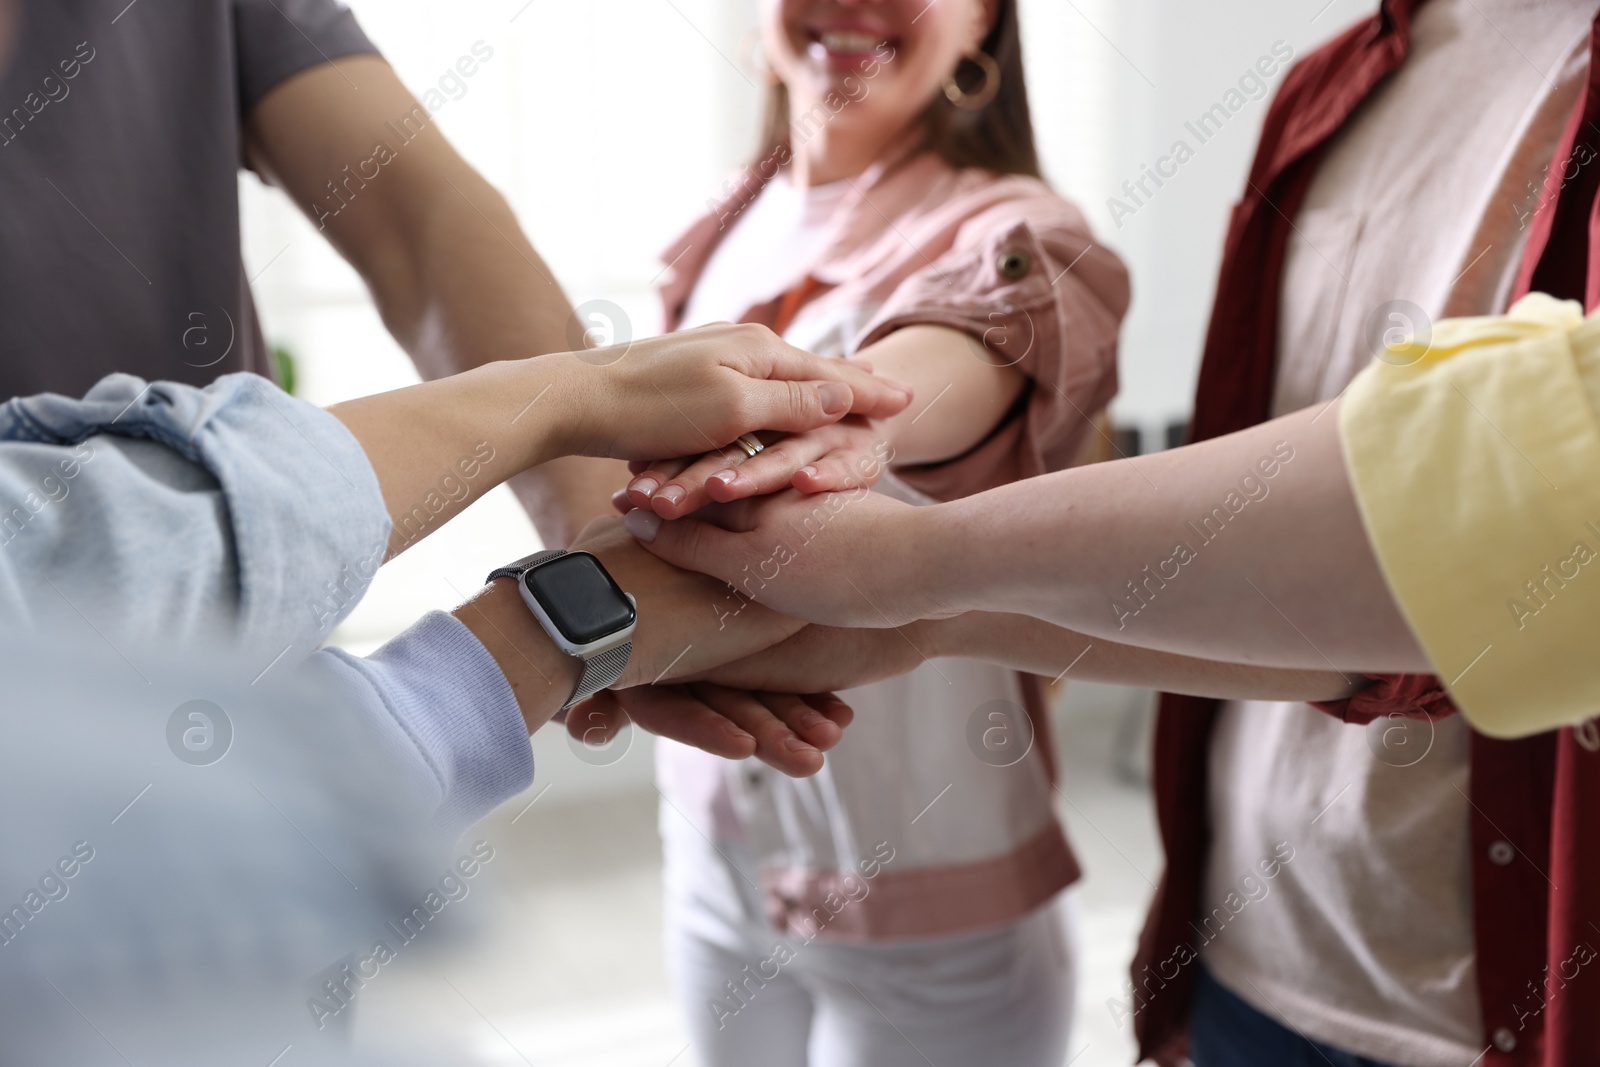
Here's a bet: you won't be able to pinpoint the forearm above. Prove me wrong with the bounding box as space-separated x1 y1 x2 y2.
508 459 629 548
362 128 628 545
921 612 1361 702
250 56 622 544
697 611 1358 702
327 357 579 558
377 171 569 373
914 402 1426 671
865 325 1025 466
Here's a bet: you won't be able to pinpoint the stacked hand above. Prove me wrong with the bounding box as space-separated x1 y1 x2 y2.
536 349 909 772
622 489 940 627
554 516 855 777
407 325 921 778
554 327 910 464
619 415 894 519
564 424 911 773
570 458 935 775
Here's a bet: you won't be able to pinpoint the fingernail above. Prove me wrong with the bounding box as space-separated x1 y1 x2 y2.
709 470 738 488
623 508 661 542
610 488 631 511
892 380 915 398
657 485 686 508
723 720 754 741
797 465 820 480
629 476 660 498
783 736 818 754
818 382 851 416
799 711 827 731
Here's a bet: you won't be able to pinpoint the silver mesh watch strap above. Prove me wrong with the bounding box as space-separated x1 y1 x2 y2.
486 550 633 710
568 641 633 709
486 549 566 583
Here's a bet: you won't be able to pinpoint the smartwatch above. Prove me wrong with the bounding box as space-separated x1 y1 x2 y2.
486 550 637 710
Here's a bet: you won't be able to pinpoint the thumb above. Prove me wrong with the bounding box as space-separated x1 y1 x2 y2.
753 343 913 419
623 508 750 585
741 379 856 435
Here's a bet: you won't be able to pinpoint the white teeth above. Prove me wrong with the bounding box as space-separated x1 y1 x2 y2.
819 30 884 52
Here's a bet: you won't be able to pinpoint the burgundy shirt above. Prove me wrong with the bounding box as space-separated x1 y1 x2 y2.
1133 2 1600 1064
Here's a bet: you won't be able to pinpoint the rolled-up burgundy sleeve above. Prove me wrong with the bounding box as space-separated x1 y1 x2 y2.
1311 673 1458 725
856 198 1130 501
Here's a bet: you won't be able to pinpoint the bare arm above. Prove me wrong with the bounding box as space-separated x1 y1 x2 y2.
690 612 1360 703
244 55 623 546
864 325 1026 466
933 400 1421 671
628 399 1427 674
932 613 1359 701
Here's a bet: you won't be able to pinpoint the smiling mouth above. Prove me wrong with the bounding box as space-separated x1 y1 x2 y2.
808 27 898 60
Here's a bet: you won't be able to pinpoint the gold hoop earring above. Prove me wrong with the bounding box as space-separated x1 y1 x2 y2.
941 50 1001 111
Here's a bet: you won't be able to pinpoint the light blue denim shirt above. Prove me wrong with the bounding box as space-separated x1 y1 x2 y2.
0 372 532 830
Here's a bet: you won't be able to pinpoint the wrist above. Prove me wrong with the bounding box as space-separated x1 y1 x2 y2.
911 612 971 661
896 501 979 620
451 578 581 734
493 353 585 468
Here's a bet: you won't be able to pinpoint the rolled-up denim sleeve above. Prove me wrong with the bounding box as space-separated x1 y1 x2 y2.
0 372 390 658
0 373 535 826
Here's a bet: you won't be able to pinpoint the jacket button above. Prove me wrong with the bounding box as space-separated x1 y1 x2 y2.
1488 840 1515 866
1492 1026 1517 1052
998 250 1031 279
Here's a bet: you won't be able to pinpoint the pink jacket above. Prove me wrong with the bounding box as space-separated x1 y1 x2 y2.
657 145 1130 940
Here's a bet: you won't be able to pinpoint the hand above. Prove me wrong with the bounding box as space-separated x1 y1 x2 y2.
621 489 954 628
554 323 912 463
456 517 842 750
689 623 932 693
567 515 807 685
622 418 895 520
566 684 855 778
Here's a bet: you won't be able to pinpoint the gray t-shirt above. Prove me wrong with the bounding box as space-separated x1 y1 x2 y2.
0 0 376 399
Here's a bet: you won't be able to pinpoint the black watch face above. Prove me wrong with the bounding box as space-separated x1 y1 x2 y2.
523 552 635 645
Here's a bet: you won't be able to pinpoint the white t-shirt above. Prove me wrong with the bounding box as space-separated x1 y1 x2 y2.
1201 3 1594 1065
679 173 852 329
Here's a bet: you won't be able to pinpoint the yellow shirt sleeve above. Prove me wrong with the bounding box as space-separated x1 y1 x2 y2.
1339 293 1600 738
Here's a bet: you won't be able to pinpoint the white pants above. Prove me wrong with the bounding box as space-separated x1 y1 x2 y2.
662 820 1079 1067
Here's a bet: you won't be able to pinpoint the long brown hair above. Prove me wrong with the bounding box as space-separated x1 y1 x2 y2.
756 0 1041 179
